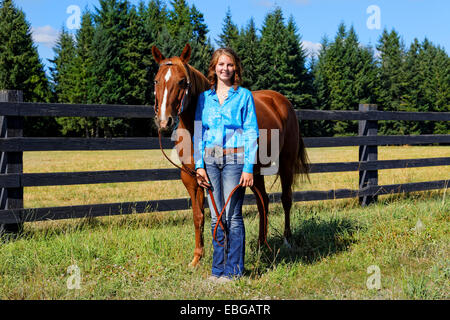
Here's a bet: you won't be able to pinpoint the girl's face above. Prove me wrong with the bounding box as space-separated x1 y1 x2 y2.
215 54 235 85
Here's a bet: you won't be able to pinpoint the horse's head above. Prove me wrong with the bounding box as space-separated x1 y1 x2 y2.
152 44 192 131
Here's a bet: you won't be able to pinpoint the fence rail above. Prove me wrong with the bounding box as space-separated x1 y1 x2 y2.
0 134 449 152
1 101 450 121
0 157 449 189
0 91 448 227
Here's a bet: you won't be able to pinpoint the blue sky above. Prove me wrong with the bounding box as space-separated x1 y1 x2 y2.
13 0 450 74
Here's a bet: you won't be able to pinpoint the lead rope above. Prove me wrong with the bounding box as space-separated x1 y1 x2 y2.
158 129 271 251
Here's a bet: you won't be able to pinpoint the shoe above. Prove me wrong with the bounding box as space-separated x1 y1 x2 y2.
216 276 233 284
207 275 220 283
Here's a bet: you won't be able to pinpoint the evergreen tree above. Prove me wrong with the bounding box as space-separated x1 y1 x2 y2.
256 7 289 91
376 28 407 135
49 27 84 136
401 38 423 134
167 0 191 41
0 0 50 102
281 15 313 110
236 18 260 91
313 23 377 135
88 0 134 137
190 4 208 44
404 39 450 134
430 45 450 134
157 0 212 74
144 0 168 39
49 27 77 103
312 35 334 136
72 10 98 137
216 7 239 50
0 0 57 137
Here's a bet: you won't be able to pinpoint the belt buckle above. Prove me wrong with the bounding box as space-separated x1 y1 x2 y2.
213 145 223 158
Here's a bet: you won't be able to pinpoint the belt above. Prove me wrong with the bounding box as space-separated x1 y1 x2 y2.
205 146 244 158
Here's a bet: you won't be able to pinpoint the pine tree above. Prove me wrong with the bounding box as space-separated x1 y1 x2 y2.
281 15 313 110
88 0 134 137
0 0 57 137
414 39 449 134
312 36 334 136
190 4 208 44
313 23 377 136
49 27 85 136
167 0 191 39
376 29 406 135
430 45 450 134
72 10 97 137
49 27 77 103
236 18 260 91
0 0 50 102
216 7 239 50
73 10 95 104
256 7 289 92
157 1 212 74
141 0 168 101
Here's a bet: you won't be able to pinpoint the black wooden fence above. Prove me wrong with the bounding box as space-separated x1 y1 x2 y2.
0 90 449 231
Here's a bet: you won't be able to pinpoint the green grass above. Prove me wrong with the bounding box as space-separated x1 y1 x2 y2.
0 192 448 299
0 146 448 299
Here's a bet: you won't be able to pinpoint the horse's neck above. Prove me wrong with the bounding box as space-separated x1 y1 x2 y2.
176 65 209 165
178 65 208 134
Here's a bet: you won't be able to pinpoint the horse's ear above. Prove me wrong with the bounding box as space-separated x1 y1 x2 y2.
180 43 191 64
152 46 165 64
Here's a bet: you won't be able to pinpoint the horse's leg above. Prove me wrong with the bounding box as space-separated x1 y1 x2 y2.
279 161 294 247
181 172 205 267
252 173 269 247
190 186 205 267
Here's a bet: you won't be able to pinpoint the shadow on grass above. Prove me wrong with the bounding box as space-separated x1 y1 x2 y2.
246 214 364 277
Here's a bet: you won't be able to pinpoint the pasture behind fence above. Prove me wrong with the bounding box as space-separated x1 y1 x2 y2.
0 89 449 231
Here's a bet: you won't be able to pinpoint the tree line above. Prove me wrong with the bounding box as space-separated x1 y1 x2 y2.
0 0 448 137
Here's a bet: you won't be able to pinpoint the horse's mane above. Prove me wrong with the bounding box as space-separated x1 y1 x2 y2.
187 65 210 96
170 57 210 97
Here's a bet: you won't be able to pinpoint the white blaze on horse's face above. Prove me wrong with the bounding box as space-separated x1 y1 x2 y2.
160 67 171 122
154 59 189 131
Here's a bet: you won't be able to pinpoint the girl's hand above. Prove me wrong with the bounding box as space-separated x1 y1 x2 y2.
239 172 254 187
196 168 211 189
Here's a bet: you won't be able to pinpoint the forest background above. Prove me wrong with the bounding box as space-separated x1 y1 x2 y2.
0 0 449 138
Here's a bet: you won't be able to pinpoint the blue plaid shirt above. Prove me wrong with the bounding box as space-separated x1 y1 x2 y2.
193 86 259 173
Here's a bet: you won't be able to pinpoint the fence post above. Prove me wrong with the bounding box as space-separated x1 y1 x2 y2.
0 90 24 234
359 104 378 206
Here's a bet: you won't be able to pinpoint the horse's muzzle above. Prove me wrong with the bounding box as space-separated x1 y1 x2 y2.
157 116 174 131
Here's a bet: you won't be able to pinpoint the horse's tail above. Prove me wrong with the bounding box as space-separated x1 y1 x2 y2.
294 128 310 185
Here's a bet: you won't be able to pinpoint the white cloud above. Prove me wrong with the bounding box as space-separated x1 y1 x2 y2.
302 40 322 57
31 25 59 48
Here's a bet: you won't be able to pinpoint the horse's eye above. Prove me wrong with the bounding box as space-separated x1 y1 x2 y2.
154 80 158 85
178 79 186 86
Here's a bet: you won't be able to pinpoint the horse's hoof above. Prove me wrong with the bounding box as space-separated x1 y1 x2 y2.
189 258 200 268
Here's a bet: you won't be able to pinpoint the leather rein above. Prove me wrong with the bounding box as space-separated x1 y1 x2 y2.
157 130 270 251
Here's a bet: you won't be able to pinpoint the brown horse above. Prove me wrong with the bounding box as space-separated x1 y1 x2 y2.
152 44 309 267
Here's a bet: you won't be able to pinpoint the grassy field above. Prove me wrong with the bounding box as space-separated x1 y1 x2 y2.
0 146 448 299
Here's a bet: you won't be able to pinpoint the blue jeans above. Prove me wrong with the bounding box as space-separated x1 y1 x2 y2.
205 153 245 278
